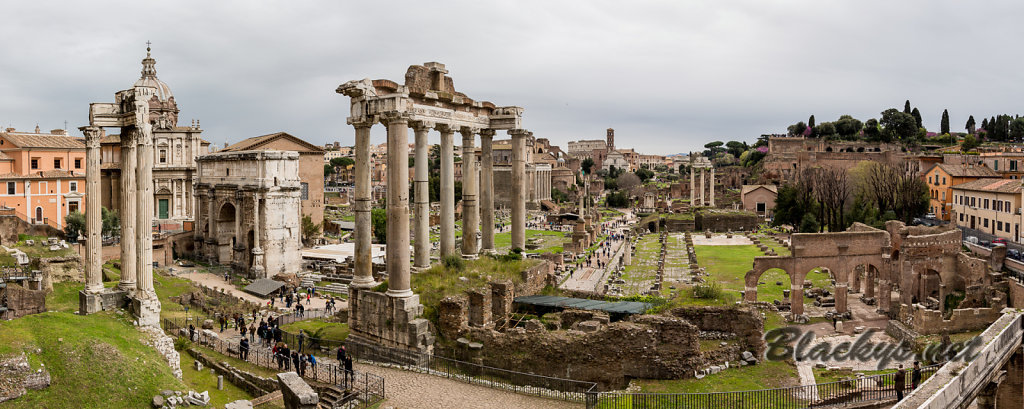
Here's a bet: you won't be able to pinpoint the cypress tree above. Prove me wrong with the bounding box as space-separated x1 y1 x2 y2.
911 108 923 129
904 100 912 114
941 109 950 134
966 115 975 134
808 115 816 129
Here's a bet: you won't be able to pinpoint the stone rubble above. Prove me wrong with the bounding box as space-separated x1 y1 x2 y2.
139 325 182 379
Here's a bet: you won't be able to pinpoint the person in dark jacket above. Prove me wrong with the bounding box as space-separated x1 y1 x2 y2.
911 361 922 389
344 355 354 385
894 364 906 401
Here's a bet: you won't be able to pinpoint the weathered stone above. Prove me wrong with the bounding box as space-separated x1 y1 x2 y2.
225 400 254 409
277 372 318 409
152 395 165 408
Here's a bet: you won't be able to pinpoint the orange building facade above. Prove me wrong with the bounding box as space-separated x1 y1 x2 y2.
0 128 87 230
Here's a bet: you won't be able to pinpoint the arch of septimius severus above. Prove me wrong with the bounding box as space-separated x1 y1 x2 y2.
78 47 162 326
337 62 529 354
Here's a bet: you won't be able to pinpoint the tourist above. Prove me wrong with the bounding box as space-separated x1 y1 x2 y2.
282 344 292 370
337 345 347 363
240 338 249 361
344 355 353 384
894 364 906 401
292 351 302 376
912 361 921 389
298 331 306 353
307 353 316 374
249 322 256 343
188 324 196 341
240 324 247 339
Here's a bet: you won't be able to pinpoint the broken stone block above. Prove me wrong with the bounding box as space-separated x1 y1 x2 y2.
576 320 601 333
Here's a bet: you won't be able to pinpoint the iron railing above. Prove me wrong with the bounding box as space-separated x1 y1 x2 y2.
595 364 940 409
163 318 384 408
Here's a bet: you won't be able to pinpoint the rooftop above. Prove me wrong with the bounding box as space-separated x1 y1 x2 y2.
929 163 1000 178
951 178 1022 194
1 132 85 149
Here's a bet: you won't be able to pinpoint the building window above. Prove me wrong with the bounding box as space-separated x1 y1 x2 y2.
1012 161 1019 171
928 176 933 184
998 221 1004 230
941 191 945 201
30 158 38 169
984 199 990 209
301 182 309 200
159 149 167 163
68 201 78 213
74 158 81 169
942 177 946 185
225 169 230 177
995 161 1000 171
69 181 77 192
984 219 989 228
53 158 61 169
756 202 766 213
960 213 964 222
6 182 13 195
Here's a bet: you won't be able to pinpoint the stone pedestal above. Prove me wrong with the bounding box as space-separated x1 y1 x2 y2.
277 372 318 409
346 287 434 363
79 289 128 314
132 295 161 327
790 285 804 316
835 283 848 314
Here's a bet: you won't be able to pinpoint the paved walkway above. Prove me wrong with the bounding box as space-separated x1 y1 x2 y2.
178 268 346 312
559 212 632 292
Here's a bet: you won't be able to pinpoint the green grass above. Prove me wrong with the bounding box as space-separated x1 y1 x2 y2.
634 361 800 394
493 229 568 254
0 312 185 408
412 257 539 325
180 352 254 406
280 319 350 342
12 235 77 259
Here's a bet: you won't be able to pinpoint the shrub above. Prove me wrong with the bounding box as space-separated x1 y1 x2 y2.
173 336 191 351
495 249 523 262
693 282 723 299
441 255 465 271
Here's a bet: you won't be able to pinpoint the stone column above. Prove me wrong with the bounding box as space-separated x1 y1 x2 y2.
438 125 456 257
82 127 104 294
709 167 715 207
118 128 138 292
250 194 265 279
207 188 217 262
350 120 374 288
412 121 431 269
878 279 891 313
510 129 528 251
479 129 495 253
135 123 155 297
790 281 804 316
383 112 412 298
834 282 848 314
460 127 479 257
699 168 705 207
689 166 695 205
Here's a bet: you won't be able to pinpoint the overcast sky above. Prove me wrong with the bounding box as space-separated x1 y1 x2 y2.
1 1 1022 154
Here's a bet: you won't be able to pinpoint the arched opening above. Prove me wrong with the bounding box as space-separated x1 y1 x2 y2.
247 229 255 269
155 188 172 220
34 207 42 223
216 202 236 264
825 147 833 152
918 269 942 308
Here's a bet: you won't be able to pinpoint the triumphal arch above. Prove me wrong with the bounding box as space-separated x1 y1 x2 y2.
337 62 530 355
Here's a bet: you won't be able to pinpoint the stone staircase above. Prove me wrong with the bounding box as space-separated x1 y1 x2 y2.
318 385 349 409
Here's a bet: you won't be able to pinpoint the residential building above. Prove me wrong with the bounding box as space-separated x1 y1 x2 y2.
923 163 1000 221
950 178 1022 241
0 128 87 229
980 151 1024 179
221 132 326 224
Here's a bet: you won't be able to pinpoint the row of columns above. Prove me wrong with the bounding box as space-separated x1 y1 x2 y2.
689 167 715 207
348 114 529 297
80 109 158 312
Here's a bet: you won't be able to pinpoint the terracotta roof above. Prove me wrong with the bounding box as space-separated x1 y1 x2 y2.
952 178 1022 194
0 152 11 161
928 163 1000 178
0 170 84 180
222 132 324 153
2 132 85 149
741 184 778 196
100 134 120 144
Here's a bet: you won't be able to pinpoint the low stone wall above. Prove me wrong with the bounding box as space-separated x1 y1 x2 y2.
912 305 1004 335
187 348 278 397
39 255 83 290
668 306 766 356
516 260 556 295
1008 279 1024 308
884 320 921 350
695 211 759 232
0 283 46 319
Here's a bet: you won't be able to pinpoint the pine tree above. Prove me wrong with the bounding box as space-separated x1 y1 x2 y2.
966 115 976 134
904 100 912 114
941 109 950 134
911 108 923 129
808 115 816 129
982 117 989 130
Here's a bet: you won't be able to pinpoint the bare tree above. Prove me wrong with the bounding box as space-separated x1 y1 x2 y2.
616 172 642 195
810 166 850 231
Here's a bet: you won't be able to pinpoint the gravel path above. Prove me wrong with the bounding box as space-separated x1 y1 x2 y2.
363 363 581 409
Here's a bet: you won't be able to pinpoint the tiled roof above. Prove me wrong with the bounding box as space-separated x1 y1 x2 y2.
741 184 778 195
100 134 121 144
2 132 85 149
952 178 1022 194
0 170 84 180
0 152 11 161
222 132 324 153
929 163 1000 178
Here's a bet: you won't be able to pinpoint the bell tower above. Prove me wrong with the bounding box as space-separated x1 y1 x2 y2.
606 128 615 152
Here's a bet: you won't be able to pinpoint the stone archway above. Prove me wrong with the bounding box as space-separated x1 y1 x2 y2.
217 202 236 264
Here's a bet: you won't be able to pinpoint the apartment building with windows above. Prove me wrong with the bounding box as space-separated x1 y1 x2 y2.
950 178 1022 242
924 163 999 221
0 128 87 229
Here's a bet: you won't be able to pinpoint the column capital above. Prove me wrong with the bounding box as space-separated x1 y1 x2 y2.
379 111 412 126
459 126 479 138
410 120 435 132
80 126 102 148
349 117 375 129
434 123 453 133
509 128 530 137
478 129 496 138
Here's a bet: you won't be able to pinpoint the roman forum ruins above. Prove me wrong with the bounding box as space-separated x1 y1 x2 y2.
77 47 163 327
690 155 715 207
336 62 529 354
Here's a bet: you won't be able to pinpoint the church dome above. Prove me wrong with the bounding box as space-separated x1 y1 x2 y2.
133 46 173 102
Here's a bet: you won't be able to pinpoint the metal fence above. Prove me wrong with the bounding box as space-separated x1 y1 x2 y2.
163 318 384 408
595 364 940 409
